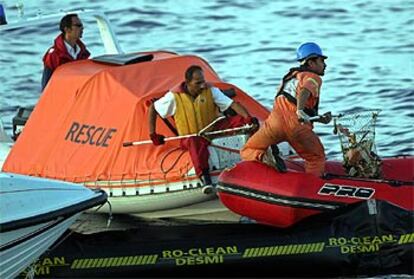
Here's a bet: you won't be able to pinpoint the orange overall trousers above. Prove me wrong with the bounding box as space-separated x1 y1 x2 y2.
240 97 325 176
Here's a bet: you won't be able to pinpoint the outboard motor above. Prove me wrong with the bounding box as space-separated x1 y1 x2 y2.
12 106 34 140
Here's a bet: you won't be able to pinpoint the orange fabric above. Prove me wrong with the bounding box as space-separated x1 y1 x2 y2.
241 72 325 176
3 51 269 183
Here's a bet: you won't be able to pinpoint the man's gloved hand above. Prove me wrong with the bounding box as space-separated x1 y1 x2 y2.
244 116 259 126
150 133 165 145
296 110 310 123
244 116 259 133
319 111 332 124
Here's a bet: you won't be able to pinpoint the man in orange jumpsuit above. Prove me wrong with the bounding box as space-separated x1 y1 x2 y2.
240 42 332 176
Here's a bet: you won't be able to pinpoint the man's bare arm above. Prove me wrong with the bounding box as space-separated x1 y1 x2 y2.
296 88 311 112
230 101 250 118
148 103 157 134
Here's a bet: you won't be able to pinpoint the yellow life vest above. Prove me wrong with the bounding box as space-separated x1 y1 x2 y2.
173 88 217 135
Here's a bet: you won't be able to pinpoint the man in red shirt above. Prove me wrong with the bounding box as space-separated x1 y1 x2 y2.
41 14 90 90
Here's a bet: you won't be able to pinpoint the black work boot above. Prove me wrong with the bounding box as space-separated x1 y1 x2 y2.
271 144 287 172
200 170 215 195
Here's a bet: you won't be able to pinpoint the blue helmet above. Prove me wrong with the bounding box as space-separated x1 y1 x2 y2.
296 42 327 62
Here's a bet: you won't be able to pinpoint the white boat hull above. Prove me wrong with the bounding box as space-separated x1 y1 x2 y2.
0 173 107 279
0 214 79 279
97 186 215 214
1 124 292 217
87 136 293 215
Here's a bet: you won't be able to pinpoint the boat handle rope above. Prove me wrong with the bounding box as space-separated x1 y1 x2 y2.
209 144 240 154
282 158 413 187
323 173 413 187
160 147 186 175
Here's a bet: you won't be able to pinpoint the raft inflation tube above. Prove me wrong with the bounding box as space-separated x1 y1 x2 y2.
19 200 413 278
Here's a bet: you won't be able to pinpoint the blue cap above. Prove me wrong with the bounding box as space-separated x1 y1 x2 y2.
0 4 7 25
296 42 327 61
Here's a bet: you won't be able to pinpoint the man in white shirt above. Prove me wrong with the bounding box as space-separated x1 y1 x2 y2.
148 65 257 194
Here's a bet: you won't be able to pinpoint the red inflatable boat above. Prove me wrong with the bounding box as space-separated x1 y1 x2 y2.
217 156 414 228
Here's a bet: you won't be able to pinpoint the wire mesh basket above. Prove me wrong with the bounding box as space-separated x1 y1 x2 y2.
333 110 382 178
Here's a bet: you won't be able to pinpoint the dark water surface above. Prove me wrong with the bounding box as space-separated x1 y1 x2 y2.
1 0 413 157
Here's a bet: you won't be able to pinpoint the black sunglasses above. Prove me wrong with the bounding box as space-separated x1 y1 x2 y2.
72 23 83 28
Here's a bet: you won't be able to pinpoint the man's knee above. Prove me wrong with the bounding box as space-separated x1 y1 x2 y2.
304 152 326 176
240 146 264 161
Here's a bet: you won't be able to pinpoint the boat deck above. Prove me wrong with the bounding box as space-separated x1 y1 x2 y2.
72 199 243 234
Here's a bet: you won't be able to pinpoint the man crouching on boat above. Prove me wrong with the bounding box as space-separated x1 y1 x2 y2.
41 14 90 90
240 42 331 177
148 65 257 194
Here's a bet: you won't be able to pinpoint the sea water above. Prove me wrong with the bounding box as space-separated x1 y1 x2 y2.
0 1 413 278
0 0 413 157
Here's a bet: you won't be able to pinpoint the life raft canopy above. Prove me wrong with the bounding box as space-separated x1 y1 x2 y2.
2 51 269 183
